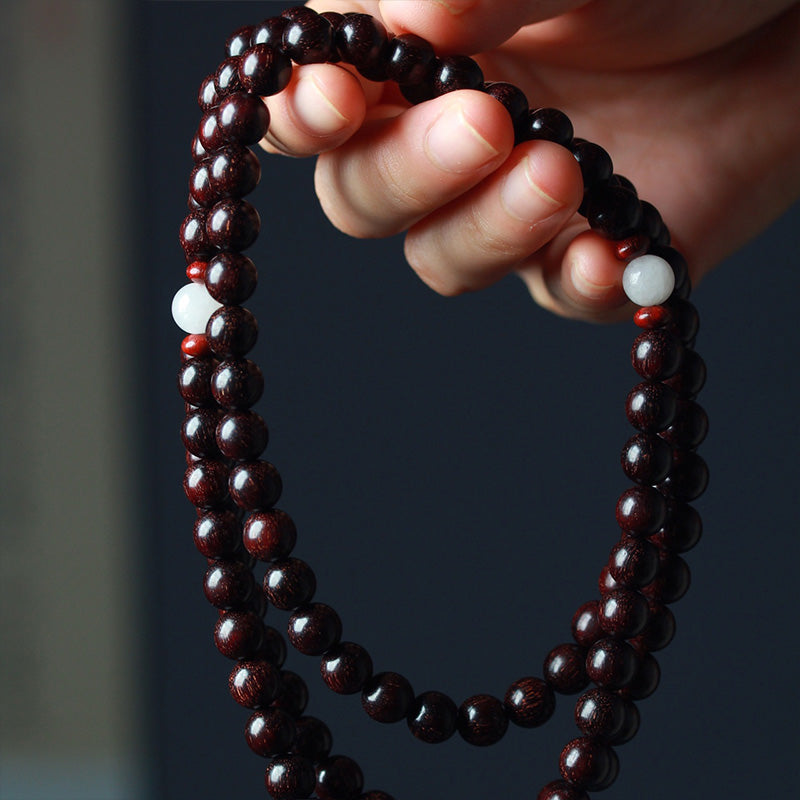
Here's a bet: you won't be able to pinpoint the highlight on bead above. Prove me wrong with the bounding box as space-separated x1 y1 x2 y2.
172 281 223 334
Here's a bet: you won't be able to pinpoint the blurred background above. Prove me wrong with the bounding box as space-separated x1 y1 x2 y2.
1 2 798 799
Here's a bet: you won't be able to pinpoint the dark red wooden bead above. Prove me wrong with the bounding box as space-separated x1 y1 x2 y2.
229 659 280 708
191 132 208 162
208 146 261 200
321 642 373 695
206 305 258 359
362 671 415 723
608 536 659 588
253 17 288 48
206 198 260 251
282 7 334 64
621 432 672 484
265 558 316 610
218 92 269 145
559 736 617 790
206 252 258 305
180 209 215 263
625 381 678 432
246 708 296 757
457 694 508 746
663 348 706 397
265 756 316 800
650 501 702 553
217 410 269 461
204 560 255 609
407 691 458 743
642 552 690 604
571 601 604 648
212 358 264 410
335 13 391 81
586 185 642 240
189 161 215 207
226 25 253 58
179 357 216 407
523 107 574 147
288 603 342 655
543 643 589 694
598 588 649 638
483 81 529 141
181 407 221 458
664 297 699 344
631 328 683 381
651 245 689 296
585 638 638 689
609 698 640 745
598 565 620 595
659 450 708 501
239 44 293 96
198 73 219 110
537 780 589 800
259 626 288 668
215 56 243 96
387 33 435 85
631 601 675 651
571 139 613 190
244 509 297 561
316 755 364 800
575 687 626 741
432 55 484 96
659 400 708 449
615 485 666 535
197 112 226 153
214 610 265 659
633 305 672 329
504 676 555 728
293 715 333 760
620 651 660 701
639 200 665 240
273 670 309 717
230 460 282 511
183 459 228 508
194 510 241 559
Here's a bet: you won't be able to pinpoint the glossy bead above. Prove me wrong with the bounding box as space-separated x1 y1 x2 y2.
615 233 650 261
191 133 208 162
265 756 316 800
288 603 342 655
321 642 373 694
198 73 219 110
587 186 642 240
575 688 626 741
610 699 640 744
621 432 672 484
273 670 309 717
362 671 415 723
217 410 269 460
197 112 226 153
253 17 288 48
386 33 435 85
239 44 293 96
642 553 690 604
205 251 258 305
218 92 269 145
625 381 678 432
180 209 215 263
211 358 264 409
663 348 706 397
194 510 240 559
456 694 508 746
585 638 638 689
571 139 613 189
282 7 334 64
172 281 223 335
181 407 220 458
229 659 280 708
206 199 260 251
543 643 589 694
230 460 283 510
537 781 589 800
620 651 660 701
523 107 574 147
633 304 671 329
244 509 297 561
623 254 676 306
204 560 255 609
265 558 316 610
226 25 253 57
214 610 265 659
615 485 666 535
659 400 708 449
407 691 458 743
560 737 617 790
335 13 391 80
483 82 529 141
206 305 258 359
650 501 702 553
631 329 683 381
571 601 604 648
432 55 484 96
608 536 659 588
316 755 364 800
215 57 243 96
183 460 228 508
246 708 296 757
178 357 216 407
659 450 708 501
598 588 649 638
598 565 619 595
503 676 555 728
189 162 214 207
208 146 261 200
293 715 333 761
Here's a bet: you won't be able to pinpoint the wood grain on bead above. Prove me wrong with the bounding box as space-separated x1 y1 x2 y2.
229 659 280 708
406 691 458 744
230 460 283 510
265 755 316 800
246 708 297 757
320 642 373 695
273 670 309 717
543 643 589 694
244 509 297 561
315 755 365 800
503 676 555 728
214 610 265 659
292 715 333 761
361 671 414 723
456 694 509 746
288 603 342 655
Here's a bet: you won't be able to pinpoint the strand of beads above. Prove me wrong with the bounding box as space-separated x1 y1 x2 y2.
174 7 706 799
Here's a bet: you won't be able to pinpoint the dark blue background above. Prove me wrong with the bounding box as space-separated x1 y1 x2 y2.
141 4 800 798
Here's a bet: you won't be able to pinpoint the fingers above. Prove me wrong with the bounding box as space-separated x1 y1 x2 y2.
313 90 514 238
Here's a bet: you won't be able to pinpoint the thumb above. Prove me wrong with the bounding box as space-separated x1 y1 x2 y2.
378 0 588 53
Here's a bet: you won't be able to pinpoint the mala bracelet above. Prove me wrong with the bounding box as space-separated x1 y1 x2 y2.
172 7 708 800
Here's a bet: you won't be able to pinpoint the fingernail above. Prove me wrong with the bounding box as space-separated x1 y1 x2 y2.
294 72 349 134
425 103 500 173
500 155 564 223
569 254 616 300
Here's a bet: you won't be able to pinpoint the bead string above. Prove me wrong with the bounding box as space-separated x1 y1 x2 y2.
173 7 708 799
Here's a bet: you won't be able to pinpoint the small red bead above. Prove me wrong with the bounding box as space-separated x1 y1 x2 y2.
181 334 211 357
186 260 207 281
634 305 672 329
615 234 650 261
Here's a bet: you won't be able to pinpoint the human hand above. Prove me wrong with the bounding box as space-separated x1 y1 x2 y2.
262 0 800 321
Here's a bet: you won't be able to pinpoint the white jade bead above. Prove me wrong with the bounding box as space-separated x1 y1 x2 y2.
171 282 223 334
622 255 675 306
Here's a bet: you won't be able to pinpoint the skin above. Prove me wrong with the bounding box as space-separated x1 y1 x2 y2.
262 0 800 321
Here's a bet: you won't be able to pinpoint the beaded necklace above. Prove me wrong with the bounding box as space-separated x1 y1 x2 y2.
172 8 707 799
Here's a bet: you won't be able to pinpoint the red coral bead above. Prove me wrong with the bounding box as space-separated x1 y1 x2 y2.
181 334 211 357
634 305 672 329
186 260 207 281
